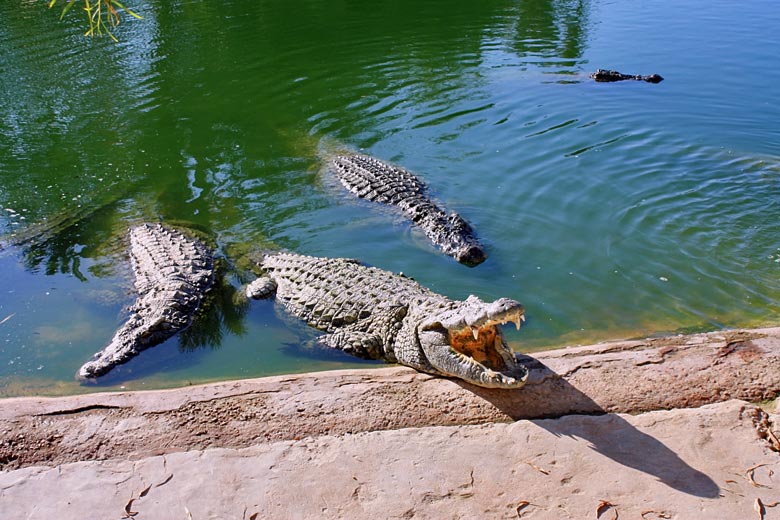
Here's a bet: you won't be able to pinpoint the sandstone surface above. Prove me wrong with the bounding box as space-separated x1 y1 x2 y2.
2 328 780 518
2 400 779 519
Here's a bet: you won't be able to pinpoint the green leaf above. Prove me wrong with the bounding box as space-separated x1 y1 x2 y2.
125 8 143 20
59 0 77 20
112 1 144 20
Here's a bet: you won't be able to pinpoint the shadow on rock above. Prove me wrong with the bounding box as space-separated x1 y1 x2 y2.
460 355 720 499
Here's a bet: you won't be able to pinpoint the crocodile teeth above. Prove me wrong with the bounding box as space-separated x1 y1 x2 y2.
513 316 524 330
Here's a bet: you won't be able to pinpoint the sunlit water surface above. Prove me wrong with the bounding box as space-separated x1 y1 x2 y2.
1 0 779 396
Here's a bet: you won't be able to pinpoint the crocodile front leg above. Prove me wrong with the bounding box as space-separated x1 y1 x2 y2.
246 276 277 299
318 306 407 360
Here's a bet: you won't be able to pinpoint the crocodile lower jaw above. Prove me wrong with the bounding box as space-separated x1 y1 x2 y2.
449 346 528 388
445 316 527 388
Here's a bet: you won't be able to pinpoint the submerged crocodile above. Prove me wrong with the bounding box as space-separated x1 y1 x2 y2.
78 223 215 380
328 153 487 267
590 69 664 83
246 252 528 388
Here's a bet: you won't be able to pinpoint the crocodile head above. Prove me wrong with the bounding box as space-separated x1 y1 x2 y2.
407 296 528 389
430 212 487 267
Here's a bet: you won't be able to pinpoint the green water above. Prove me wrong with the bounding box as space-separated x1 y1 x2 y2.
1 0 779 396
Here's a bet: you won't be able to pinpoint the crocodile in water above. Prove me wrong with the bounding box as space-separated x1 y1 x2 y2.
591 69 664 83
78 223 215 380
246 252 527 388
328 153 487 267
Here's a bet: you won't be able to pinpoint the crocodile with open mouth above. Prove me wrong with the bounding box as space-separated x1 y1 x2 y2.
246 252 527 388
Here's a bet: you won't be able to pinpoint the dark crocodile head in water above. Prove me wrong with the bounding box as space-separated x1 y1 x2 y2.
329 153 488 267
452 242 487 267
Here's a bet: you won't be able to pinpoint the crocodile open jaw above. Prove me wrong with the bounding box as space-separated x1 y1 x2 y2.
420 296 528 389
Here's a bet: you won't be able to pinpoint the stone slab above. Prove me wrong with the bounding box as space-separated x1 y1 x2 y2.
2 327 780 470
2 400 779 519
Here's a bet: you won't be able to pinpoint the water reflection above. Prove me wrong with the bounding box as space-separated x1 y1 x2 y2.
508 0 589 64
1 0 593 235
178 275 250 351
8 202 127 280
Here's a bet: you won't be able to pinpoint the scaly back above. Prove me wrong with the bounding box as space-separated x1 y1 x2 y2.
260 252 450 332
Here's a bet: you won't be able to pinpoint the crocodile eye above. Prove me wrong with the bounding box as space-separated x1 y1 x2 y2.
420 321 446 333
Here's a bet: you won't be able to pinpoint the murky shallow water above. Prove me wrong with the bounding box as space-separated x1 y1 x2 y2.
1 0 779 396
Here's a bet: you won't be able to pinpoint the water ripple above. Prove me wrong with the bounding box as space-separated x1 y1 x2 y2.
2 0 780 392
